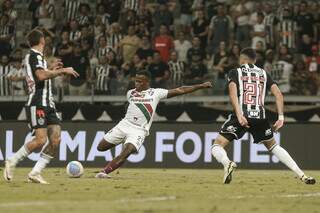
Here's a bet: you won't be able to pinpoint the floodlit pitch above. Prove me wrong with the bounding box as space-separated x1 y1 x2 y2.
0 168 319 213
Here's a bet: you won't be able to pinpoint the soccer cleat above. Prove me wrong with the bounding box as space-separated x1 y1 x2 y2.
27 173 49 184
223 161 237 184
301 175 316 185
3 160 15 182
95 172 111 179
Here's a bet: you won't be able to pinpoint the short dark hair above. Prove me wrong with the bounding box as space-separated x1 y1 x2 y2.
240 47 256 60
26 29 44 47
136 70 151 80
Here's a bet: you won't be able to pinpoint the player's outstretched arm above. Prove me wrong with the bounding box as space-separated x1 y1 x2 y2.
270 84 284 131
35 67 79 81
166 82 212 99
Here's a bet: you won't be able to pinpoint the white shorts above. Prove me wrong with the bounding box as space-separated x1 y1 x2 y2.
103 120 146 151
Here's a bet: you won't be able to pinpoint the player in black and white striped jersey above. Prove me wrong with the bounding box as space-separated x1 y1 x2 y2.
211 47 316 185
3 29 79 184
168 51 186 88
0 55 12 96
62 0 81 22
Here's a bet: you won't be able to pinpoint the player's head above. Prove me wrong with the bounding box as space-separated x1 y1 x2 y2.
239 47 257 65
135 71 151 91
27 29 45 48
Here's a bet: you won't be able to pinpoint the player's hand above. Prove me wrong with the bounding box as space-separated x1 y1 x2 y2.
62 67 79 78
51 59 63 70
201 81 213 88
273 119 284 132
237 114 249 128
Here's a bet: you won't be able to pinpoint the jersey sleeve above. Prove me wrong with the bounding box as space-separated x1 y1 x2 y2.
155 88 169 100
126 89 133 100
227 69 238 85
266 72 276 90
29 53 45 72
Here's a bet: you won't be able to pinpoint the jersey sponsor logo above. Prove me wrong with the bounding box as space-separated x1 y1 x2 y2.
248 110 260 118
241 67 263 75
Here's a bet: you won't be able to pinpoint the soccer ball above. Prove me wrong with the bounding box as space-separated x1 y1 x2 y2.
66 161 84 178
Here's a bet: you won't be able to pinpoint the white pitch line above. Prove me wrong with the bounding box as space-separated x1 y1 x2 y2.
0 196 177 208
231 192 320 199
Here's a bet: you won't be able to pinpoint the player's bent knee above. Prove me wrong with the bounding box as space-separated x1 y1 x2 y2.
213 134 230 147
263 138 276 151
97 139 113 151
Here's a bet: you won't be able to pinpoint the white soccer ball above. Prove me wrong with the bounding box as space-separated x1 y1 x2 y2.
66 161 84 178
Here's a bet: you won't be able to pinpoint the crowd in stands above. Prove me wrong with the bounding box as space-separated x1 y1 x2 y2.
0 0 320 97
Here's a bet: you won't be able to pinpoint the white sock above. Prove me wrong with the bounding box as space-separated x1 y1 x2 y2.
271 145 304 178
211 144 230 167
9 145 30 166
30 153 53 175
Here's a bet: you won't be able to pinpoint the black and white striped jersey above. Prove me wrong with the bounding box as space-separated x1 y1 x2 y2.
97 46 114 58
0 64 12 96
24 49 55 108
124 0 140 12
278 19 297 49
69 30 81 42
95 65 112 92
168 60 185 87
227 64 275 119
63 0 81 22
107 33 123 51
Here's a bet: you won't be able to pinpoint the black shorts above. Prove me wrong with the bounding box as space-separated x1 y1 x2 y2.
220 114 273 143
26 106 61 132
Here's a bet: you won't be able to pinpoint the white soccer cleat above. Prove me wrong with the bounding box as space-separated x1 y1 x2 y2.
223 161 237 184
95 172 111 179
3 160 15 182
27 173 49 184
301 175 316 185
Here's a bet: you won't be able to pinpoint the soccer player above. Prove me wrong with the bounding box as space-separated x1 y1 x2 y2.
211 47 316 184
3 29 79 184
95 71 212 178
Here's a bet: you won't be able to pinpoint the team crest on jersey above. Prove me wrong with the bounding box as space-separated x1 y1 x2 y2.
38 117 45 125
227 125 237 132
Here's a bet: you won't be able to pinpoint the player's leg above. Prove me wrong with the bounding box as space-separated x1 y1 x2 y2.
96 143 137 178
28 124 61 184
97 139 116 152
211 115 246 184
263 139 316 184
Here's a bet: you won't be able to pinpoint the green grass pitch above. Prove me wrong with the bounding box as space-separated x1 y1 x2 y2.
0 168 319 213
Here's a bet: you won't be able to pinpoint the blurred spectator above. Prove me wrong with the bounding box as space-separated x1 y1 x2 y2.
107 23 124 53
251 12 266 50
98 0 121 23
7 59 25 96
232 0 251 48
271 55 293 94
0 14 13 56
208 3 233 54
187 36 206 65
76 3 92 27
225 43 240 70
179 0 193 30
191 9 209 50
148 51 170 88
290 60 318 95
249 2 264 26
278 44 291 61
28 0 42 28
2 0 17 25
185 54 207 85
79 25 94 52
120 9 138 31
136 35 154 61
153 24 174 62
212 41 228 93
174 31 192 63
0 55 11 96
119 25 141 62
68 43 90 95
296 1 316 41
68 20 81 42
124 0 143 13
168 50 186 88
263 3 278 49
305 45 320 73
278 7 298 50
96 35 113 58
299 34 313 57
93 55 116 95
153 3 173 35
37 0 56 31
56 31 73 67
63 0 81 23
93 16 106 41
96 4 111 30
136 22 150 38
264 49 275 73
